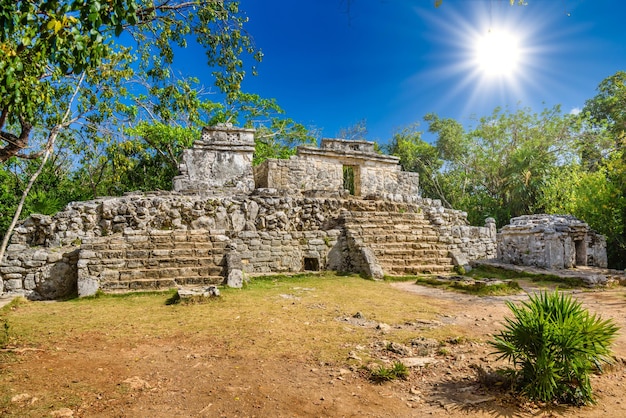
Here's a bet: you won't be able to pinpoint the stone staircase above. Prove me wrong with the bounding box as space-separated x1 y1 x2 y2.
79 229 227 291
342 210 454 275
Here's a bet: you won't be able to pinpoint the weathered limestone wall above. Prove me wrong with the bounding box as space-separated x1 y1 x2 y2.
1 193 496 299
497 214 607 269
173 125 255 195
254 138 419 198
253 157 343 195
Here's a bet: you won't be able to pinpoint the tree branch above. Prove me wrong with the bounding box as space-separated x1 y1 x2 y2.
0 72 85 263
0 118 33 163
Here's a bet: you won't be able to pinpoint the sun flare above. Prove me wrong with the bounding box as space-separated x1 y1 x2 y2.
474 29 521 77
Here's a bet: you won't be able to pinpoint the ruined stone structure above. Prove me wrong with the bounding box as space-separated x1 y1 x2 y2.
253 138 420 200
1 124 497 300
173 126 256 195
497 214 607 269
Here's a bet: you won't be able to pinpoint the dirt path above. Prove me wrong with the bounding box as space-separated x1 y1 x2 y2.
3 282 626 417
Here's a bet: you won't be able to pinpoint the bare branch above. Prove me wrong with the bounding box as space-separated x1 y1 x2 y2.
0 72 86 263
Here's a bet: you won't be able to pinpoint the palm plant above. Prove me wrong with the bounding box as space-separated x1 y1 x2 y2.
490 291 618 405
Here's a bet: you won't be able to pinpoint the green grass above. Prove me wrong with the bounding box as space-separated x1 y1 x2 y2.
411 275 522 296
0 273 451 363
369 361 410 383
467 265 581 288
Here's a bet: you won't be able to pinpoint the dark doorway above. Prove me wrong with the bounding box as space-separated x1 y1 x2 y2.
303 257 320 271
342 165 360 196
575 240 587 266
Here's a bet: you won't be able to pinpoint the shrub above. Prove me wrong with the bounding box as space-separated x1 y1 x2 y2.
369 361 409 383
490 291 619 405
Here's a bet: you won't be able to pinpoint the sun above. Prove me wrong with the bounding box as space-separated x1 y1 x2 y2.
474 29 522 77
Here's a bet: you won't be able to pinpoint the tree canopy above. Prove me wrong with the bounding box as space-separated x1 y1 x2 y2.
387 72 626 268
0 0 262 162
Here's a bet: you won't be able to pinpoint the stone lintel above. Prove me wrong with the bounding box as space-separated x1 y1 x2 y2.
296 145 400 165
190 142 256 152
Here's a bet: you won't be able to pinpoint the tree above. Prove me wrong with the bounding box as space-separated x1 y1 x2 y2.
583 71 626 150
386 125 446 203
424 106 577 226
337 119 368 141
0 1 260 163
0 1 263 261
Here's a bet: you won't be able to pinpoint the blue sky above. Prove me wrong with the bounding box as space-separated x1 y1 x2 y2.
219 1 626 143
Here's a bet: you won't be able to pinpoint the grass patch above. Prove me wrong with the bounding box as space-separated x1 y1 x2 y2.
0 273 445 363
467 265 581 288
412 276 523 296
369 361 410 383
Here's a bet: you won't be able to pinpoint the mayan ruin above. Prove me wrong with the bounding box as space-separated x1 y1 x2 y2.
0 124 502 300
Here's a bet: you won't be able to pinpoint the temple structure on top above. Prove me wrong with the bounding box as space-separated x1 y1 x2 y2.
173 125 420 200
173 125 256 195
254 138 419 199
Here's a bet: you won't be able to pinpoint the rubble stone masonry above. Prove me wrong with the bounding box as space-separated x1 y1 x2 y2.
1 125 498 299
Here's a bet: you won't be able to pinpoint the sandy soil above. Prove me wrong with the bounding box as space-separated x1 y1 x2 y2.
3 282 626 417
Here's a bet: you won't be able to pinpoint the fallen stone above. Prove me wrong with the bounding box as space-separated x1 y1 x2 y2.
177 286 220 299
400 357 439 368
361 247 384 280
227 269 244 288
410 337 439 356
376 323 391 332
50 408 74 417
205 285 220 297
387 341 413 356
122 376 151 391
11 393 32 403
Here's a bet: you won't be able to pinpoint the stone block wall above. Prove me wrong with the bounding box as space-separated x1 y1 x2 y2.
497 215 607 269
231 229 341 275
359 166 419 198
253 157 342 195
173 125 256 195
78 229 228 295
254 137 419 199
1 244 78 300
1 192 497 298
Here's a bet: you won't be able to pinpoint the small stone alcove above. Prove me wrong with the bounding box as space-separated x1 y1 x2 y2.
303 257 320 271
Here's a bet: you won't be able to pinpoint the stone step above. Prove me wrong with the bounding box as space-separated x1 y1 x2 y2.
346 229 438 238
346 211 426 220
380 257 453 267
124 257 224 270
344 220 432 228
86 240 226 252
90 257 223 271
118 266 223 281
385 264 454 275
95 247 225 260
374 248 450 258
360 242 448 251
101 276 223 291
356 235 442 244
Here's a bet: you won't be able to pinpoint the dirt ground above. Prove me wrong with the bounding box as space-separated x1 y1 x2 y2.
3 281 626 418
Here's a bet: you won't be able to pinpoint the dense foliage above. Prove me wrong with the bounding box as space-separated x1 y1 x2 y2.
491 291 618 405
388 75 626 268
